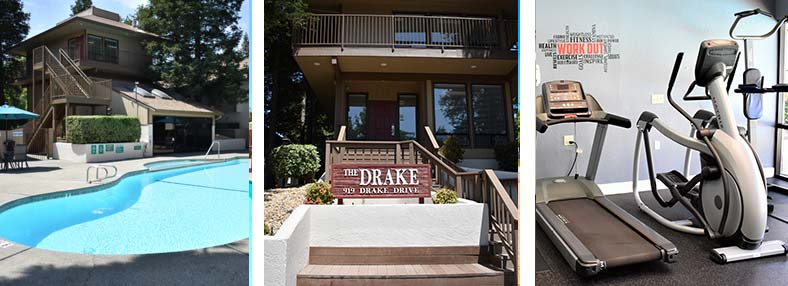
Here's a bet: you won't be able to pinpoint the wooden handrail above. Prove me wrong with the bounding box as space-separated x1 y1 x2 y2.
337 125 347 141
424 126 440 150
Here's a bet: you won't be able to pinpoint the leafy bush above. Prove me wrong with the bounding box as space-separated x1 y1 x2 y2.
433 188 458 204
495 141 518 171
66 116 140 144
264 223 272 235
270 144 321 182
305 182 334 205
438 136 464 163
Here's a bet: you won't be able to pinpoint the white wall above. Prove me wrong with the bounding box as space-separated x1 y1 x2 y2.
264 206 311 286
262 202 489 286
536 0 779 183
53 142 146 163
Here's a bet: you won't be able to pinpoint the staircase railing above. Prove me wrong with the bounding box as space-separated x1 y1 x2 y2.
58 48 92 97
482 169 518 270
33 46 89 98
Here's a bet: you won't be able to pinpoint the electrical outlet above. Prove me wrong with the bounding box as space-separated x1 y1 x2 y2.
564 135 574 146
655 140 661 150
652 94 665 105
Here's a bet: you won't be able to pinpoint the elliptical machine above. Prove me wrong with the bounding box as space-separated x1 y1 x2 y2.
632 40 788 263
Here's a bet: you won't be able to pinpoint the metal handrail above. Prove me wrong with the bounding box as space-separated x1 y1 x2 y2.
205 141 222 159
86 164 118 183
296 14 504 50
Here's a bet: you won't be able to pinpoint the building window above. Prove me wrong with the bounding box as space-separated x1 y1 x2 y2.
87 34 119 63
471 84 507 147
398 94 417 140
347 93 367 140
433 83 469 145
67 36 83 60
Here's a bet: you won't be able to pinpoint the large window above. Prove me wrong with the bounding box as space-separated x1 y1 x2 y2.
347 94 367 140
87 34 119 63
398 94 417 140
472 84 507 147
779 26 788 177
67 36 82 60
433 83 469 145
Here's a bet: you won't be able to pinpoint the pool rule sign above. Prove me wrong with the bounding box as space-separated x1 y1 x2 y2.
330 164 431 203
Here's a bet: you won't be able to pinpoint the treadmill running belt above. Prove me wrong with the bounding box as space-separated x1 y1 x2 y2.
549 198 661 268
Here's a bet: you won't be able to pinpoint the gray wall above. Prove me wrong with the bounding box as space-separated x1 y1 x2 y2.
536 0 778 183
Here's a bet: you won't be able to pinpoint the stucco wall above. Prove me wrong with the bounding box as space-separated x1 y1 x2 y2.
535 0 778 183
263 202 489 286
264 206 311 286
53 142 146 163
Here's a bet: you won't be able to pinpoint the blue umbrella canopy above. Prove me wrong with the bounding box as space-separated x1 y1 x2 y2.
0 105 39 141
0 105 39 120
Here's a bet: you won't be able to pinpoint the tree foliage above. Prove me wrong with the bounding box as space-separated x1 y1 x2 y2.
133 0 247 106
0 0 30 106
70 0 92 15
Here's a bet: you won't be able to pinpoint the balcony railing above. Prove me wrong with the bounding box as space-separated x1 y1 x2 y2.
295 14 517 51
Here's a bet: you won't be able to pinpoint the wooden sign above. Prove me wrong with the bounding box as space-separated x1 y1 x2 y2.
331 164 431 200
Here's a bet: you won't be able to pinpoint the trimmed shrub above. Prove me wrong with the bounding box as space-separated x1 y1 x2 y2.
66 116 140 144
495 141 518 171
433 188 458 204
438 136 464 163
270 144 321 183
305 182 333 205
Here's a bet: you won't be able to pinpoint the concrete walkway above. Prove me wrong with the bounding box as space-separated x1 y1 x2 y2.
0 152 249 285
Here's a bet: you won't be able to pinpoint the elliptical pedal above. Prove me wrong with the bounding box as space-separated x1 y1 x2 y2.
657 170 689 188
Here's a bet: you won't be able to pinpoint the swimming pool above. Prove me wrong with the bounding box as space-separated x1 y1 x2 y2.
0 158 249 255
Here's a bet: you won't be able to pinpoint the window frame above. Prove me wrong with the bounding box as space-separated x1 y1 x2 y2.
432 82 471 146
470 83 508 148
397 93 419 140
346 92 369 140
86 34 119 64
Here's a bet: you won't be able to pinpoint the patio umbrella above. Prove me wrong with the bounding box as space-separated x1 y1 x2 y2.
0 104 39 142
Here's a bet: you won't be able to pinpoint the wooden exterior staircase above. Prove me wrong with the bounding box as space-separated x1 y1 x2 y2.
297 246 511 286
27 45 112 157
321 126 519 285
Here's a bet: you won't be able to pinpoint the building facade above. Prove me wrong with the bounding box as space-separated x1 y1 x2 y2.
294 0 518 169
10 7 247 157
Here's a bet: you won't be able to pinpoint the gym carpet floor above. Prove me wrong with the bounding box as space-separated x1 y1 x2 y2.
536 190 788 286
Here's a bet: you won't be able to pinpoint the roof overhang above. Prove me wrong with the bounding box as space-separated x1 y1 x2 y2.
10 17 160 56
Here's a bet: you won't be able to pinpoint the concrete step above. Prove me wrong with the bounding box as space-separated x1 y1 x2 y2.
296 263 505 286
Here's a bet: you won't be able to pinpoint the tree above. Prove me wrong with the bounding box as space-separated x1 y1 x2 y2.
0 0 30 106
70 0 92 15
133 0 247 106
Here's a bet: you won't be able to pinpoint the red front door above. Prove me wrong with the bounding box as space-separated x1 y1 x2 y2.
367 101 397 141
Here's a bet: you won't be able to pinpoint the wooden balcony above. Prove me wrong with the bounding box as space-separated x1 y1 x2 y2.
294 14 518 52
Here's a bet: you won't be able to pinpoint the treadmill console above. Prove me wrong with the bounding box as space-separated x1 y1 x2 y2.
542 80 591 118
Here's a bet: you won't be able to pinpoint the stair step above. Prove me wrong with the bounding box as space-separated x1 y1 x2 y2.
297 264 504 286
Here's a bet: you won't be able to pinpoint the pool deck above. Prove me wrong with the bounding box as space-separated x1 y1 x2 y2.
0 152 250 285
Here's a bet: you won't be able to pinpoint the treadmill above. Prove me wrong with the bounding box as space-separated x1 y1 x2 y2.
536 80 678 276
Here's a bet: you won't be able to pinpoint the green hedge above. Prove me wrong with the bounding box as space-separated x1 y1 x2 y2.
66 116 141 144
270 144 321 181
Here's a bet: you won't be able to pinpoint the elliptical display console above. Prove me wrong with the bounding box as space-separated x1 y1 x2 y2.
542 80 591 118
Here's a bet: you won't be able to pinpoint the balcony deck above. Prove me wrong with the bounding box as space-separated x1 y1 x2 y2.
294 14 517 58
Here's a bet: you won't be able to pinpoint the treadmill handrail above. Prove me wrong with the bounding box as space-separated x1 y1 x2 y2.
536 112 632 133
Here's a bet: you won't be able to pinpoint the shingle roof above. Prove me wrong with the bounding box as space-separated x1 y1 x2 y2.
112 81 217 116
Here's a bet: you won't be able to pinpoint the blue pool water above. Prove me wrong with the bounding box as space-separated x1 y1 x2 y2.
0 159 249 255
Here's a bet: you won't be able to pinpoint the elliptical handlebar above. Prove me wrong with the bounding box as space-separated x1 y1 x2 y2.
729 9 787 40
